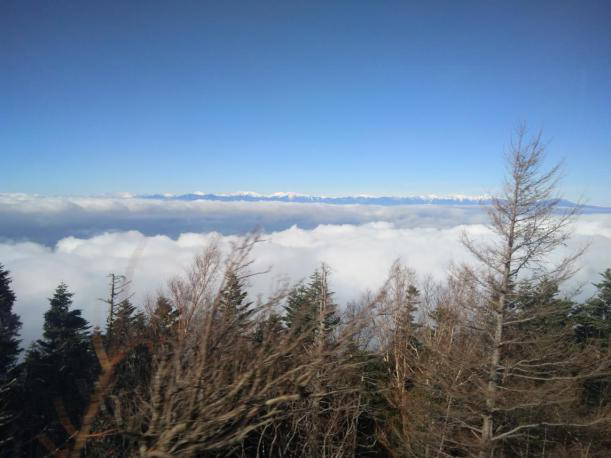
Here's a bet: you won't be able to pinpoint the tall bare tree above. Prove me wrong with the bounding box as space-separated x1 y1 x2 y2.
459 127 610 456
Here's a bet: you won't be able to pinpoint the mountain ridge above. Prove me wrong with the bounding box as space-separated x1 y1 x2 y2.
140 192 588 208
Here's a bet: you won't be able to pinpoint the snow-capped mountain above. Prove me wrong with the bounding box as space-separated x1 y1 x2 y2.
136 192 592 208
140 191 491 205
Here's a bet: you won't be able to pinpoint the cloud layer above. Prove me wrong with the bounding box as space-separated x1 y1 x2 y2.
2 215 611 346
0 194 492 245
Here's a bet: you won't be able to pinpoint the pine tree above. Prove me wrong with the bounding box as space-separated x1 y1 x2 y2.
218 270 255 329
283 265 339 340
284 283 312 332
253 311 285 344
574 269 611 409
20 283 97 454
511 278 574 333
0 264 21 379
100 273 131 345
575 268 611 343
0 264 21 451
92 296 150 455
108 298 146 349
107 298 150 400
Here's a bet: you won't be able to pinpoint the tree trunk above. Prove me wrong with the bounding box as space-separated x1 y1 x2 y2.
480 206 515 457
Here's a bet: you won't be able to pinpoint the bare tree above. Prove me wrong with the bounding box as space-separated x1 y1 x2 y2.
267 264 374 458
376 129 610 457
100 273 132 344
376 264 484 457
457 127 610 456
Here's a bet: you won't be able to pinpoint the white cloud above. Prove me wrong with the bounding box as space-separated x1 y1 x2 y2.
2 215 610 346
0 194 489 245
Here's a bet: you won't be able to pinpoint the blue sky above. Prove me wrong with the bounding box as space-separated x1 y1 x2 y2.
1 1 610 204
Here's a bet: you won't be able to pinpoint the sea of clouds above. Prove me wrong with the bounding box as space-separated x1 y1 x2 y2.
1 194 610 345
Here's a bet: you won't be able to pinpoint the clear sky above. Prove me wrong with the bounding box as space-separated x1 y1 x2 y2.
1 1 610 204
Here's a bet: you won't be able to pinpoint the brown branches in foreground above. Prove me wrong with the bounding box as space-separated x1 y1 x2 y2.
375 128 611 458
39 235 374 458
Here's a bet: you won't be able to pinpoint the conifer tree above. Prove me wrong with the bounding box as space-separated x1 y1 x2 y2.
106 298 150 399
574 269 611 409
108 298 146 349
0 264 21 379
0 264 21 451
100 273 131 345
575 268 611 343
283 265 339 339
253 311 285 344
284 283 312 331
218 270 255 329
20 283 96 453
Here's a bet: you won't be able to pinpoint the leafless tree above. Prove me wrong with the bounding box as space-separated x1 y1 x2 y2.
376 265 484 457
46 236 370 457
261 264 375 458
456 127 610 456
375 129 611 457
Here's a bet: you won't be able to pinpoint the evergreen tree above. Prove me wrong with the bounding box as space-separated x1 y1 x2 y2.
499 279 576 456
511 278 574 333
20 283 97 454
101 275 150 393
218 270 255 329
106 298 151 412
101 273 131 345
283 266 339 339
91 295 150 456
284 283 312 332
0 264 21 452
574 269 611 409
0 378 16 450
0 264 21 379
108 298 146 349
575 268 611 343
253 311 285 344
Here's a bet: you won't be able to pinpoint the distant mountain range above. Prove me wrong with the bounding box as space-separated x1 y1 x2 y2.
140 192 588 208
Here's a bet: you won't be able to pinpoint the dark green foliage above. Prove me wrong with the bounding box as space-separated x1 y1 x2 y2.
107 298 150 391
510 278 574 332
107 299 146 349
574 269 611 411
101 273 132 345
91 297 151 456
253 311 285 343
575 268 611 343
283 267 340 339
102 275 150 394
0 264 21 451
501 281 571 452
352 352 392 457
19 283 97 455
40 283 91 348
397 285 420 334
218 270 255 328
0 264 21 378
